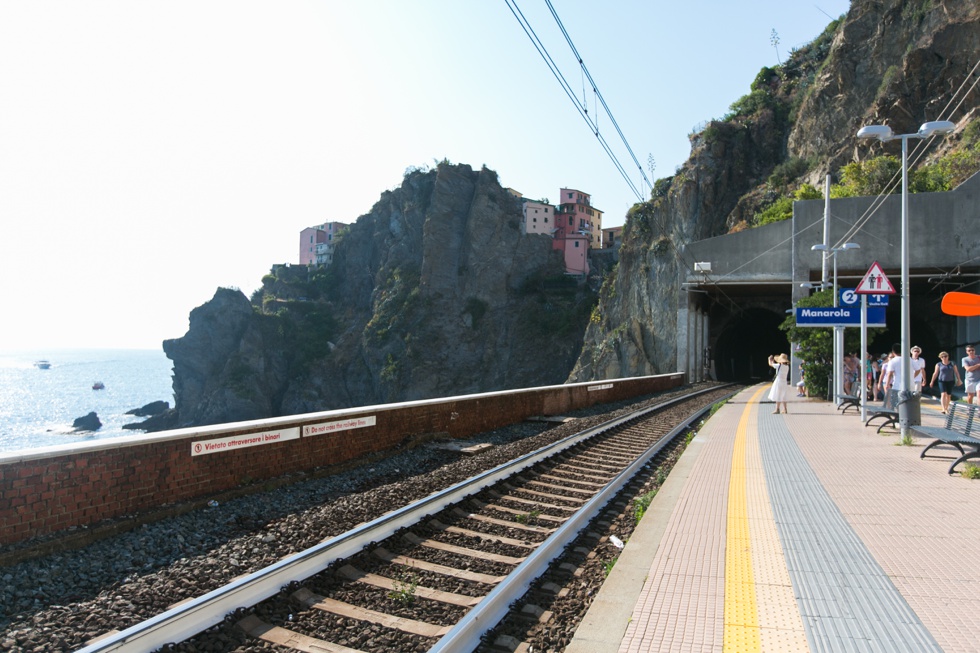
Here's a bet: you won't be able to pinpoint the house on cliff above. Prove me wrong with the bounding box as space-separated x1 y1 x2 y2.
299 221 348 266
553 188 602 277
512 187 603 277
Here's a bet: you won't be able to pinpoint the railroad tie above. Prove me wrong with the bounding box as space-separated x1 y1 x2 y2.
338 564 483 607
292 588 451 638
401 531 526 565
372 546 506 584
237 615 366 653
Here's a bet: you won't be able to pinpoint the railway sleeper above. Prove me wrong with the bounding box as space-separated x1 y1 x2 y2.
532 471 608 489
428 519 539 549
486 489 577 513
451 507 556 535
338 564 482 607
469 499 568 525
292 588 451 638
237 614 366 653
372 546 507 584
402 532 526 565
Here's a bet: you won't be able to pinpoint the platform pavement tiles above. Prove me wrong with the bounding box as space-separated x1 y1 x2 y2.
757 408 943 653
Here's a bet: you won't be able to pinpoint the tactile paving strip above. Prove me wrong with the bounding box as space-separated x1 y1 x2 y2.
757 411 943 652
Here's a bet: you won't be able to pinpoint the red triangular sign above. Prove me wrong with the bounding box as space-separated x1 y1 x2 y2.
854 261 896 294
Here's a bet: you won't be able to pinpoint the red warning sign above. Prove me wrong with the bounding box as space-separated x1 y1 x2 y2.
854 261 896 294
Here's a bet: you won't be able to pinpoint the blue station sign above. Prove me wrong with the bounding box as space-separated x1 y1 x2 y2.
795 305 887 327
840 288 889 307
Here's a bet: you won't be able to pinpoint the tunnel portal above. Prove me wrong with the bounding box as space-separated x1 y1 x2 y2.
713 307 790 382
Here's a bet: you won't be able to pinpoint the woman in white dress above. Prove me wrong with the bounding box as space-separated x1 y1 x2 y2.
768 353 790 414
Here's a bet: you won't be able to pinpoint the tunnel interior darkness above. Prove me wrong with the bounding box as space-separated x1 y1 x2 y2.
713 307 790 382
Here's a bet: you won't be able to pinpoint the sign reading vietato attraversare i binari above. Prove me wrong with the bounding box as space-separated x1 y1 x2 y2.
191 427 300 456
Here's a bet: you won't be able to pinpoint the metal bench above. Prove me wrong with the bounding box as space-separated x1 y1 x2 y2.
913 402 980 475
836 393 861 414
864 389 899 433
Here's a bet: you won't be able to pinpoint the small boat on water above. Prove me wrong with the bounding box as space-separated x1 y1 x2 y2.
92 381 105 390
34 360 51 369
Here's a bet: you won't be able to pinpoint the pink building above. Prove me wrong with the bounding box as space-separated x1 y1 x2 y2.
550 188 602 276
557 188 603 248
299 222 347 266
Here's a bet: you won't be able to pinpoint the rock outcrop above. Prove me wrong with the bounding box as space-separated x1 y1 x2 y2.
126 400 170 417
162 164 595 428
71 412 101 432
570 0 980 381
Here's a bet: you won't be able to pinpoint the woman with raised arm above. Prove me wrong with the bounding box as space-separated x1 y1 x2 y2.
768 353 790 415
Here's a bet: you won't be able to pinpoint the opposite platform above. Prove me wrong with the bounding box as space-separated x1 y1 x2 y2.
567 387 980 653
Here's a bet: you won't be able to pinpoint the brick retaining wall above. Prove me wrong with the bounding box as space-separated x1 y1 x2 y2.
0 374 682 548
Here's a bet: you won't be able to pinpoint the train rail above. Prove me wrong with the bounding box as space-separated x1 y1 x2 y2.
76 385 733 653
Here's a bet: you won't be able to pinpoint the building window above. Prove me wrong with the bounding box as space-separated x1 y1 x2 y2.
574 241 580 247
544 217 549 223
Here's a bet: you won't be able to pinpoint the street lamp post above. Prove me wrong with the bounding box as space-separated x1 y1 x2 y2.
812 243 860 404
857 120 955 439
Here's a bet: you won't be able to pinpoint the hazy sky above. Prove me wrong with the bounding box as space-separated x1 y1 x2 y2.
0 1 850 350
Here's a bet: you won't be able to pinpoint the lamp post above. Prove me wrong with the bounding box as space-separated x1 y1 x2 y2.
857 120 955 439
811 243 860 404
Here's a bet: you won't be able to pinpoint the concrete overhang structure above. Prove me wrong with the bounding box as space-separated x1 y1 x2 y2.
678 171 980 383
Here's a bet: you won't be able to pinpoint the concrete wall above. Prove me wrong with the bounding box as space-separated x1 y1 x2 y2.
0 374 682 548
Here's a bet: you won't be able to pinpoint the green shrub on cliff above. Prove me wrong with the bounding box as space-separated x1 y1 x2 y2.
752 183 823 226
365 266 422 343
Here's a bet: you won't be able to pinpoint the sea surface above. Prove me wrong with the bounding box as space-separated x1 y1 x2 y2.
0 349 174 453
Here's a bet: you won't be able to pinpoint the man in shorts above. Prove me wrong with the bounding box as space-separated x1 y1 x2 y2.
962 345 980 404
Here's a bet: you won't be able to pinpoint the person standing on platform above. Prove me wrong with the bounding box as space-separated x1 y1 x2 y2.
767 353 790 414
881 344 902 408
962 345 980 404
910 346 926 394
929 351 961 414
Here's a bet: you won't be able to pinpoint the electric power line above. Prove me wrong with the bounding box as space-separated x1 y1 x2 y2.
544 0 653 195
503 0 645 201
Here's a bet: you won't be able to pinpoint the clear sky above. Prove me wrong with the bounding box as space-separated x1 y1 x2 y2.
0 1 851 351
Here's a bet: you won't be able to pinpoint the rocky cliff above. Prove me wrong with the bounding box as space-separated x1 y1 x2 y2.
570 0 980 381
161 164 595 428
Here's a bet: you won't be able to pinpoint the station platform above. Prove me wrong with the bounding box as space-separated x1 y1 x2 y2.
567 386 980 653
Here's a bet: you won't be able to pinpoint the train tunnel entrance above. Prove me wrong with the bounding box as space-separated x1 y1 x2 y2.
713 307 790 382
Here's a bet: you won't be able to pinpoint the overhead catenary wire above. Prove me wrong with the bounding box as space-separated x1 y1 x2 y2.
544 0 653 194
503 0 644 201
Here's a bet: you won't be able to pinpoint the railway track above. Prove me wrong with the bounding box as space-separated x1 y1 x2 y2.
76 385 733 653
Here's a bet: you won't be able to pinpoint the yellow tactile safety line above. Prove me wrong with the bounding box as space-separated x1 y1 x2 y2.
724 386 810 653
724 387 764 652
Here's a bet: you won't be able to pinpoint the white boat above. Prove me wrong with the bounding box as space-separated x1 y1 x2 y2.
34 360 51 370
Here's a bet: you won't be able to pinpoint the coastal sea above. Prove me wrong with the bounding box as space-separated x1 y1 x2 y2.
0 349 174 453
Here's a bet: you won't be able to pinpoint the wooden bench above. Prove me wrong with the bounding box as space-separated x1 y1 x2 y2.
914 402 980 475
864 389 899 433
